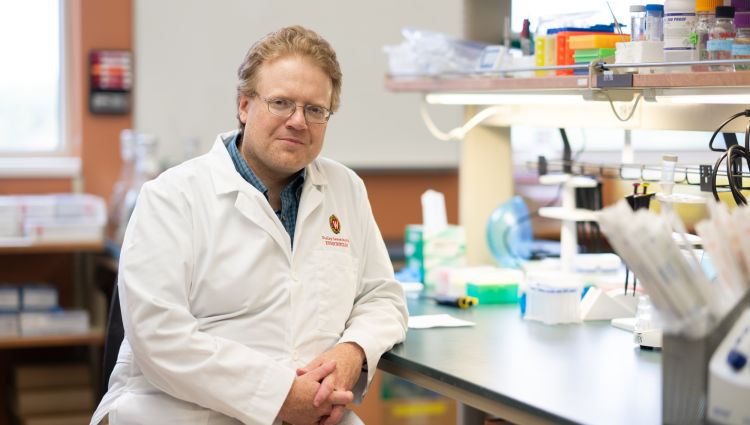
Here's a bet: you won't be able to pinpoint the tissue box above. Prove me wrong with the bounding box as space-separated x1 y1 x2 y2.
404 225 467 290
423 226 466 291
404 225 425 280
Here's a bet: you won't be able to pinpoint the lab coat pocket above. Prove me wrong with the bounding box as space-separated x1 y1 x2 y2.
313 250 359 334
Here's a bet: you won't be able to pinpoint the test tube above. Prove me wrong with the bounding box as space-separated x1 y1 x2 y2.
661 154 678 195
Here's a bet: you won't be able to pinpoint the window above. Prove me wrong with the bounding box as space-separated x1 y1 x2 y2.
512 0 644 34
0 0 63 154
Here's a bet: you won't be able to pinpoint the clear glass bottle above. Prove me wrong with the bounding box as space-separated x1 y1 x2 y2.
709 6 737 71
113 133 160 244
631 5 647 41
107 129 136 242
733 11 750 70
692 0 722 71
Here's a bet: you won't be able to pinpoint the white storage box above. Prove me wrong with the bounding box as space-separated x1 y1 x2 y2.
20 285 58 311
0 286 20 311
19 310 90 336
0 313 19 337
0 194 106 244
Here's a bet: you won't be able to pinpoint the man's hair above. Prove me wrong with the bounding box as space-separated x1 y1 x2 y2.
236 25 342 129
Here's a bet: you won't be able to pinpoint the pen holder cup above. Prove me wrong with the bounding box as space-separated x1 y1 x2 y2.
662 292 750 425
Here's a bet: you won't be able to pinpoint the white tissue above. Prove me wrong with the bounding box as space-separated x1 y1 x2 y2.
421 189 447 235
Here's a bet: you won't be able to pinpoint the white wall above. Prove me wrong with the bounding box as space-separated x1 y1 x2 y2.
134 0 464 168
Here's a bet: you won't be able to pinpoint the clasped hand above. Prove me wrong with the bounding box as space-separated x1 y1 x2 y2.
281 343 365 425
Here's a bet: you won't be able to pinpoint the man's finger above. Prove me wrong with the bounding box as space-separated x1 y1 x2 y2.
295 368 306 376
304 360 336 382
313 375 335 407
321 405 346 425
328 389 354 405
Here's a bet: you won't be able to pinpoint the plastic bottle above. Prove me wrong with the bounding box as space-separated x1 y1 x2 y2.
733 11 750 70
631 5 647 41
660 154 678 196
520 19 533 56
709 6 737 71
664 0 697 68
692 0 723 71
646 4 665 41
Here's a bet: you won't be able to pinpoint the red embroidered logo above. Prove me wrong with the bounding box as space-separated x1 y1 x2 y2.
329 214 341 234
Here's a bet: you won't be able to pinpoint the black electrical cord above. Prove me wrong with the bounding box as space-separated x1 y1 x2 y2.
560 128 572 174
710 112 750 205
708 109 750 152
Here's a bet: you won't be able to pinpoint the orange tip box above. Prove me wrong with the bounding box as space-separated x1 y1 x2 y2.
569 34 631 50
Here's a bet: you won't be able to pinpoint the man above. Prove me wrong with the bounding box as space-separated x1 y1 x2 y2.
90 26 408 425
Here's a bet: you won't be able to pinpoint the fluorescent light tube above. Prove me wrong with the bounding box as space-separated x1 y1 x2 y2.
425 93 587 105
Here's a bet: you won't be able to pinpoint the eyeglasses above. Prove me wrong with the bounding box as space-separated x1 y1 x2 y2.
255 94 332 124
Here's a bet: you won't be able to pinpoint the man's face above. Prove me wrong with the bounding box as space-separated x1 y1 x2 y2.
238 55 333 183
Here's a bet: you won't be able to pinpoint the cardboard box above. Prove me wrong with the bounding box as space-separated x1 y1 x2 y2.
22 413 93 425
14 387 94 416
382 398 457 425
15 364 91 390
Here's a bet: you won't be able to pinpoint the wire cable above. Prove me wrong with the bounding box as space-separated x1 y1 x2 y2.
419 99 507 141
708 109 750 152
602 91 643 122
709 110 750 205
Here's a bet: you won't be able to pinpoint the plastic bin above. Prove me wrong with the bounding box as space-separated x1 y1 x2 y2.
662 291 750 424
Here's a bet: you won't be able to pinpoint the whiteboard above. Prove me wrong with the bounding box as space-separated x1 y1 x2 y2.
134 0 464 168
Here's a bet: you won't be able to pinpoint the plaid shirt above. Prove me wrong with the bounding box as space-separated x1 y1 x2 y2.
226 132 305 247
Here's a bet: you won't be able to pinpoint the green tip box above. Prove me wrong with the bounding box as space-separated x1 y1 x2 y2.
466 282 520 304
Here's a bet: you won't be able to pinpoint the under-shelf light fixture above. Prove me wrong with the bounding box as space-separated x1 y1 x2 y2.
652 94 750 105
424 93 588 106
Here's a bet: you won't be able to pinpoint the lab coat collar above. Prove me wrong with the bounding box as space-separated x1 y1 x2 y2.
207 131 328 257
208 131 328 197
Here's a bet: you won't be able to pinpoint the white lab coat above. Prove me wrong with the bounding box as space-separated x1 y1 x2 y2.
90 131 408 425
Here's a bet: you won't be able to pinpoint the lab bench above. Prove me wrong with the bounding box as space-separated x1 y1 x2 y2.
380 297 661 425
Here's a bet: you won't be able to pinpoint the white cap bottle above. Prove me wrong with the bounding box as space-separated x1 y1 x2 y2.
664 0 697 69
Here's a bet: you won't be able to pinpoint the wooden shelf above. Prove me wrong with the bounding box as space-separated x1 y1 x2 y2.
634 70 750 88
385 74 589 93
385 70 750 93
0 241 104 255
0 330 104 349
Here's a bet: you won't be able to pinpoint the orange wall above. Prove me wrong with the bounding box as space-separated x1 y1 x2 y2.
358 170 459 241
71 0 133 200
